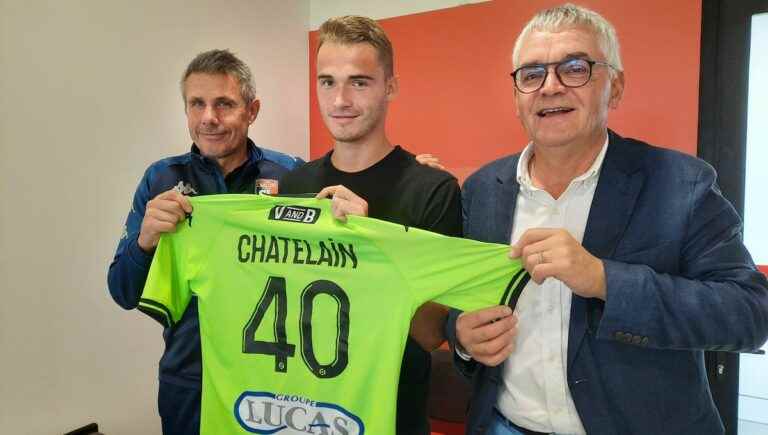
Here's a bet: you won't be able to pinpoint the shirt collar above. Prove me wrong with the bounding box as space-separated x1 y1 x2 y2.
516 135 609 189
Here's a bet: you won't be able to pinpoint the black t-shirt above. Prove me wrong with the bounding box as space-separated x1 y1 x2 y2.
279 145 462 435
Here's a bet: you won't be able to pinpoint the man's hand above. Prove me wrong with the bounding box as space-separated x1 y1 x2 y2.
137 189 192 252
510 228 606 300
455 305 517 366
316 185 368 222
415 153 445 170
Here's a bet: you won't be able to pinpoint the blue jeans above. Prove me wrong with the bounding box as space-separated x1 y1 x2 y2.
485 409 527 435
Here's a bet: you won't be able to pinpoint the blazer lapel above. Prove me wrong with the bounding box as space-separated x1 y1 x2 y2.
568 131 646 368
494 156 521 244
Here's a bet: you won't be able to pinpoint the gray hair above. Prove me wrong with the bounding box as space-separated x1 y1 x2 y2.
512 4 623 72
180 49 257 104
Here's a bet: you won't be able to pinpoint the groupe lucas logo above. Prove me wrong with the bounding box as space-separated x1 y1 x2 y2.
269 205 321 224
234 391 364 434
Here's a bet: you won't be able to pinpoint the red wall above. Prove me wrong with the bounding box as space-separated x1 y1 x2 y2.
308 0 702 183
309 8 762 434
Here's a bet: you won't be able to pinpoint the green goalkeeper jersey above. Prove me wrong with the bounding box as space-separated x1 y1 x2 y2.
140 194 528 435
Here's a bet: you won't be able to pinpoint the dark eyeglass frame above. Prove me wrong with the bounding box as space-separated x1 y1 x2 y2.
510 58 615 94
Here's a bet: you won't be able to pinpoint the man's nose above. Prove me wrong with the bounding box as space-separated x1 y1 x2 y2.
333 85 352 108
201 105 219 124
540 66 566 95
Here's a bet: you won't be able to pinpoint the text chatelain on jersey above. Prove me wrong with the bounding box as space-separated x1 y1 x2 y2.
237 233 358 269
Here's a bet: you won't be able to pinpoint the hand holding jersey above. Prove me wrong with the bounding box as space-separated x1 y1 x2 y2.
510 228 607 300
456 226 608 366
455 306 518 366
315 184 369 223
137 189 193 252
140 194 529 434
138 182 372 255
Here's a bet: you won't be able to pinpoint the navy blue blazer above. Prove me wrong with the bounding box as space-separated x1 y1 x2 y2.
446 131 768 435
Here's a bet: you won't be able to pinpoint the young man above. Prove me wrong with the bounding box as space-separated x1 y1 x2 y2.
279 16 462 435
447 4 768 435
107 49 303 435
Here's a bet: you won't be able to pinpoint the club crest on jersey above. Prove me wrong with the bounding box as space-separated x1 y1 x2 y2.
269 205 320 224
234 391 364 434
255 178 279 195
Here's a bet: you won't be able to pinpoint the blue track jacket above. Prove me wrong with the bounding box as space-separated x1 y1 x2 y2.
107 140 303 389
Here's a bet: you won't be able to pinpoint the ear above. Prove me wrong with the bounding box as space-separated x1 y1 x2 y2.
248 99 260 124
513 89 522 119
608 71 625 110
385 75 399 101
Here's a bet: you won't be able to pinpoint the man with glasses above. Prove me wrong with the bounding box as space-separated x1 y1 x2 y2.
447 4 768 435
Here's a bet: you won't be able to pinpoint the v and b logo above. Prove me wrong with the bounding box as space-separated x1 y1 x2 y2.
269 205 321 224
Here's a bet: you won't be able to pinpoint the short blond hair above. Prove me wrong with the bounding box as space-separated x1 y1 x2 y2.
318 15 394 77
512 4 623 72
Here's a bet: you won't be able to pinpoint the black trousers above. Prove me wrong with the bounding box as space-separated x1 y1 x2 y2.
158 381 201 435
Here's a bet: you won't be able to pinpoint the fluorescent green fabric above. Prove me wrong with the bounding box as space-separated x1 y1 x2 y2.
140 194 528 435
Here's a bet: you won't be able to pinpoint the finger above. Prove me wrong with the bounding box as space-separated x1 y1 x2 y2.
153 220 179 234
459 306 514 329
484 340 516 367
332 200 358 221
416 155 445 170
155 189 181 200
521 243 554 270
530 262 557 284
329 185 365 203
514 228 559 252
331 200 348 223
331 193 367 218
316 186 338 199
472 326 516 359
467 315 517 344
146 207 184 225
150 199 188 222
176 193 193 214
157 190 193 214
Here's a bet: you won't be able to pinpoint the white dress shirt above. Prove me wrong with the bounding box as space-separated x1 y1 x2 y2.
496 137 608 435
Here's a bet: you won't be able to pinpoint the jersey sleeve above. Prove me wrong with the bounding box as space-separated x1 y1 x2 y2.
355 217 529 312
138 227 194 328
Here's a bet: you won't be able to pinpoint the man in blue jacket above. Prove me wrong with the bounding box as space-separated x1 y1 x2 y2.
107 49 303 435
447 4 768 435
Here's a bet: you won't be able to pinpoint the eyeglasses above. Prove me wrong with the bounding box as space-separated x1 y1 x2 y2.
510 58 614 94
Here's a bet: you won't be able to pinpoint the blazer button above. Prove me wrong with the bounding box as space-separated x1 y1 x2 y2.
632 335 642 345
641 337 649 346
615 331 625 341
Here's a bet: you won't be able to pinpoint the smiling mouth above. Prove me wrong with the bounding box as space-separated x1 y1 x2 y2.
200 131 226 137
537 107 574 117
